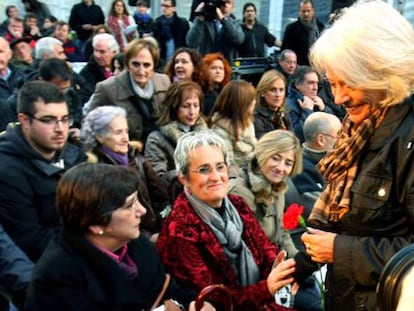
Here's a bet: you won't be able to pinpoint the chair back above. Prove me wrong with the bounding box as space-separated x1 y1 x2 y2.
195 284 232 311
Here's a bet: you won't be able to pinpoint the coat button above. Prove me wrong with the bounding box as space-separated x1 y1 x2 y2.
378 188 386 197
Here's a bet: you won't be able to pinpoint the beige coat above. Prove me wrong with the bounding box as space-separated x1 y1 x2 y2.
228 162 298 257
89 70 170 142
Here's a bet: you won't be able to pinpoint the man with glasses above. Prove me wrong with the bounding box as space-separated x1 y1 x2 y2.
0 80 86 262
154 0 189 64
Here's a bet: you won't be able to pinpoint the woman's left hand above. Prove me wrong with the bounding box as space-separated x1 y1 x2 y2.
189 301 215 311
301 228 337 263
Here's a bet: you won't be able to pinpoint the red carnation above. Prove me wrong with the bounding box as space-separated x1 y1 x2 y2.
283 203 305 230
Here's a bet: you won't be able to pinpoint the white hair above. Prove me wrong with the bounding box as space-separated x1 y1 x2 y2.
92 33 120 54
34 37 63 60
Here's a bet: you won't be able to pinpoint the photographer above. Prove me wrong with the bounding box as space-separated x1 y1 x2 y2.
186 0 244 64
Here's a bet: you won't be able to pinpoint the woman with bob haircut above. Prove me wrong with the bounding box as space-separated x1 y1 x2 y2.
145 80 208 200
89 37 170 147
81 105 171 240
157 130 298 311
209 80 257 169
254 70 291 139
201 52 232 116
297 1 414 310
26 163 214 311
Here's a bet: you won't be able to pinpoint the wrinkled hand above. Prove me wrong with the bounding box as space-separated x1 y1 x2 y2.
302 228 337 263
82 24 93 30
189 301 215 311
267 250 297 295
298 96 315 110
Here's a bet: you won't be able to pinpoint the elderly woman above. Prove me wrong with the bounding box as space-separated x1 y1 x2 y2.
164 47 205 85
157 130 297 311
145 80 208 200
89 37 170 147
81 106 171 240
299 1 414 310
201 52 232 117
209 80 257 169
25 163 214 310
254 70 291 139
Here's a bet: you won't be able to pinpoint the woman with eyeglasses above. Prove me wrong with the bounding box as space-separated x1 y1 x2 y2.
254 70 291 139
89 38 170 149
157 130 298 311
26 163 215 310
81 105 171 242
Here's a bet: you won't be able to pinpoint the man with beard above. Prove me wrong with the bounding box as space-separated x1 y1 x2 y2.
0 81 86 262
281 0 324 66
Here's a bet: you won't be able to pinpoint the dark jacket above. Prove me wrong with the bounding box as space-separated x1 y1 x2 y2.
286 87 333 143
238 21 276 58
79 57 107 104
68 1 105 42
89 70 170 143
26 231 195 310
0 224 33 310
253 100 291 139
153 13 189 63
281 18 324 66
310 99 414 311
0 65 25 100
0 124 87 261
186 15 245 63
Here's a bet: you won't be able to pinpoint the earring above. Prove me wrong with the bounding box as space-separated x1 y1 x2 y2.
98 230 104 235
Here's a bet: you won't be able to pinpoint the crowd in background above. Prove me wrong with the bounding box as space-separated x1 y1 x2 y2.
1 0 414 311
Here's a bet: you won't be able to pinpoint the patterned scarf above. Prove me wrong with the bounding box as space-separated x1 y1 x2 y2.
308 107 388 225
107 15 132 51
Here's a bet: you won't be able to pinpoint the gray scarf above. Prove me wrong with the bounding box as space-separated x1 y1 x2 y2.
129 73 154 100
184 188 260 286
300 18 320 47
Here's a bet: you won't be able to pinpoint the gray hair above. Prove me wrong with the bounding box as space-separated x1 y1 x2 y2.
174 130 229 176
93 33 120 54
34 37 63 60
303 112 341 144
81 106 127 150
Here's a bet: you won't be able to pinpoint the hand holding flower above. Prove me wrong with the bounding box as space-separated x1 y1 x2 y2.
302 228 337 264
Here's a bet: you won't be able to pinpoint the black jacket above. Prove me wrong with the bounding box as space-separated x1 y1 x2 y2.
79 58 107 104
153 13 189 63
311 98 414 311
0 124 86 261
26 231 195 310
68 2 105 42
281 18 325 66
0 65 25 100
238 21 276 58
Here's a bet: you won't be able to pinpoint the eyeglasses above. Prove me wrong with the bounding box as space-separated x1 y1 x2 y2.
321 133 339 139
26 114 74 127
191 163 228 175
119 195 139 212
161 4 173 8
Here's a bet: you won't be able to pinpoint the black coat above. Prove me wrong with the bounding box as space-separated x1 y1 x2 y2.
68 2 105 42
281 18 325 66
26 231 195 310
0 124 86 261
79 58 107 104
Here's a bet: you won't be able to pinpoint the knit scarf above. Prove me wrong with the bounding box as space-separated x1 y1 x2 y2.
158 15 174 40
299 17 320 47
308 107 388 225
160 119 208 145
99 145 129 166
184 188 260 286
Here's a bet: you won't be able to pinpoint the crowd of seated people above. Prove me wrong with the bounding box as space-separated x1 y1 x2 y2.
0 1 379 310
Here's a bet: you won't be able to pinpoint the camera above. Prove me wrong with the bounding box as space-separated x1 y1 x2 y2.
198 0 226 20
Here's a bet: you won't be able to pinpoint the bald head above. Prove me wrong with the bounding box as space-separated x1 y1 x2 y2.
0 37 12 76
303 112 341 151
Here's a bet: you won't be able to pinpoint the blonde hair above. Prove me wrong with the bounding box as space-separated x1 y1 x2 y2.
125 37 159 68
255 130 302 177
256 69 286 106
310 0 414 107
